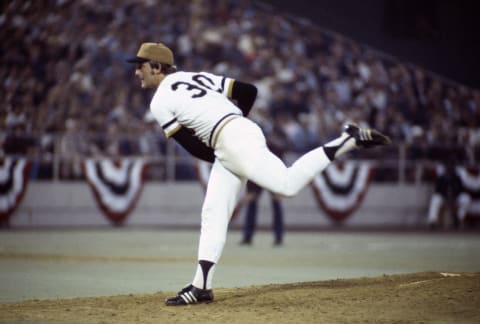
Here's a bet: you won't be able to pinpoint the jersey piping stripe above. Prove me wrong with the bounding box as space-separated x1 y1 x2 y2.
166 124 181 137
220 77 227 96
227 79 235 98
162 118 180 137
162 118 177 130
208 113 241 148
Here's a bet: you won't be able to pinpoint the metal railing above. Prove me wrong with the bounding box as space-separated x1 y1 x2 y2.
2 131 477 184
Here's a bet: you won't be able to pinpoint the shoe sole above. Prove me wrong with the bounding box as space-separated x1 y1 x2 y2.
346 125 391 147
165 299 213 306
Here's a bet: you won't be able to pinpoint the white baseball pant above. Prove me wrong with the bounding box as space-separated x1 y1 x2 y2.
198 117 331 263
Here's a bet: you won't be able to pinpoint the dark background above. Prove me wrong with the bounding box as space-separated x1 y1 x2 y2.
261 0 480 88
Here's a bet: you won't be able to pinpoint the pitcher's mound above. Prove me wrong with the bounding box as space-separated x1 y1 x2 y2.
1 272 479 323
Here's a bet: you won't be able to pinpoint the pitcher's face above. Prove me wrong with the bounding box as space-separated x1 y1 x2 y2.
135 62 160 89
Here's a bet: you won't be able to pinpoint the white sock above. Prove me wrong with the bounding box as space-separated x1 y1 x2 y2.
324 132 357 159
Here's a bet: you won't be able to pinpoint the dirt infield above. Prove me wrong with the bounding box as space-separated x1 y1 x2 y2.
1 272 479 324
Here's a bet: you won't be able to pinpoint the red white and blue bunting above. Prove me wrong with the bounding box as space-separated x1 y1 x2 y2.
310 161 374 222
83 158 147 225
8 157 477 225
0 157 31 225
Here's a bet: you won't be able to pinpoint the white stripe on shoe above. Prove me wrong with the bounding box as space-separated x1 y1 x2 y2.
180 291 198 304
359 128 373 141
180 293 191 304
366 129 372 140
188 291 198 303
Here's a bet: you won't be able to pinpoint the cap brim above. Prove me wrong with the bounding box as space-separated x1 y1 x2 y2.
126 56 149 63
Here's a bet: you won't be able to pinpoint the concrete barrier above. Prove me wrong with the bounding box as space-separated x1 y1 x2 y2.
10 181 432 229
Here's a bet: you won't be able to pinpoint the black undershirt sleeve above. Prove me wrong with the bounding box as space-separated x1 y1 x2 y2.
230 81 258 117
171 127 215 163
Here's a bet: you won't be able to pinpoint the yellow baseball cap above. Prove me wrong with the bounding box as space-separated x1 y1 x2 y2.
126 42 174 65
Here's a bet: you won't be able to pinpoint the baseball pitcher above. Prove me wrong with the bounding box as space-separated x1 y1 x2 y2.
127 42 390 306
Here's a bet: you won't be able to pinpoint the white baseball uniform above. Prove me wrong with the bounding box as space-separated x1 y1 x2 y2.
150 71 334 287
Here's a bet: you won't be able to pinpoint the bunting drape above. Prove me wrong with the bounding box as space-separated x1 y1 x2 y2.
310 161 374 222
83 158 147 225
0 157 31 225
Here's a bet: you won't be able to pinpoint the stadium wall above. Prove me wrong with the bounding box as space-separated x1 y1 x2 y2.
10 182 432 229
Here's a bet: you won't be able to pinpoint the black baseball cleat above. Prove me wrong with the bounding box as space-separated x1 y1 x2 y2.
165 284 214 306
344 124 391 148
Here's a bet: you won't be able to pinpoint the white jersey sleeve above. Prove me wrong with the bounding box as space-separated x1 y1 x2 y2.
149 71 242 147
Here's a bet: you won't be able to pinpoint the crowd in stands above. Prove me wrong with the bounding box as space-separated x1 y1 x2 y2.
1 0 479 179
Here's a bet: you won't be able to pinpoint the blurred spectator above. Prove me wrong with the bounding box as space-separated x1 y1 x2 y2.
59 118 88 179
0 0 478 176
427 160 471 229
3 122 35 156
